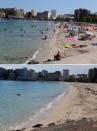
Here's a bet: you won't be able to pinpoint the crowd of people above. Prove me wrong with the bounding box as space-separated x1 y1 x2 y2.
53 21 97 61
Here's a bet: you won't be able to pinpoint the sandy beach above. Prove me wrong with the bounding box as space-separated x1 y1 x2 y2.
25 22 97 64
12 82 97 131
51 27 97 64
52 43 97 64
35 82 97 126
25 23 60 64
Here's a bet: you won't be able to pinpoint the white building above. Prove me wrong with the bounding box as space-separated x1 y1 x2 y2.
0 11 5 18
16 9 24 18
63 69 69 80
50 10 57 19
31 9 37 18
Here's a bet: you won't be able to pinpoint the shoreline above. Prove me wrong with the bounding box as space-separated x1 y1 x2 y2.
24 22 97 64
9 82 69 131
24 24 61 64
1 20 97 64
11 82 97 131
16 22 97 64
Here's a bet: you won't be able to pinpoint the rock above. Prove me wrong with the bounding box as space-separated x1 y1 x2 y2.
28 60 39 64
32 124 43 128
11 128 25 131
47 123 56 127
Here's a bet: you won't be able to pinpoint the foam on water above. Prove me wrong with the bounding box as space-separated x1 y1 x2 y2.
24 49 39 64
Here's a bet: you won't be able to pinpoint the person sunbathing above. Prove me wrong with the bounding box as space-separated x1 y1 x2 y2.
54 51 61 61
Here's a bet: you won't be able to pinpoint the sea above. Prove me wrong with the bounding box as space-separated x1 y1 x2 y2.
0 19 55 64
0 81 69 131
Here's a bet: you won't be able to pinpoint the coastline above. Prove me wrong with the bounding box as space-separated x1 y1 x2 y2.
11 82 97 131
42 82 97 124
26 24 97 64
24 24 62 64
24 22 97 64
10 82 69 131
36 82 83 126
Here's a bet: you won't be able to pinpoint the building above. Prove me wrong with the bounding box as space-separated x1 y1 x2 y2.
16 9 24 19
63 14 74 20
14 68 29 80
31 9 37 18
0 10 5 18
50 10 57 20
63 69 69 81
0 8 24 19
55 71 62 80
37 11 50 20
46 71 62 81
88 68 97 82
0 67 7 79
41 70 48 77
4 8 17 18
8 69 15 80
75 74 88 82
28 69 38 81
76 74 87 79
74 8 91 21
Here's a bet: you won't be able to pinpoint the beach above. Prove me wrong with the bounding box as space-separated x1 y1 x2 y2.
27 22 97 64
51 24 97 64
1 20 97 64
52 42 97 64
0 81 67 131
11 82 97 131
0 20 56 64
32 83 97 126
25 23 60 64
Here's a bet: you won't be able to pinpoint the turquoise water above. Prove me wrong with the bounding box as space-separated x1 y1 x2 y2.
0 81 68 130
0 20 55 64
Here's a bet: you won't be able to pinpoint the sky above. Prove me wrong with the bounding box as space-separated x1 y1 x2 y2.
0 64 97 75
0 0 97 14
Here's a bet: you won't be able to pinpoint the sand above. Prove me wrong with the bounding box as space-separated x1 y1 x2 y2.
25 22 97 64
25 24 60 64
52 45 97 64
11 82 97 131
37 82 97 126
31 118 97 131
50 27 97 64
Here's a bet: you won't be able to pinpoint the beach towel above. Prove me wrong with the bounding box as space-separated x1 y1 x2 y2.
66 36 77 41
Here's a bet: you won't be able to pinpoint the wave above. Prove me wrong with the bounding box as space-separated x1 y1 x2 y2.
32 50 39 59
24 49 39 64
32 91 67 119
